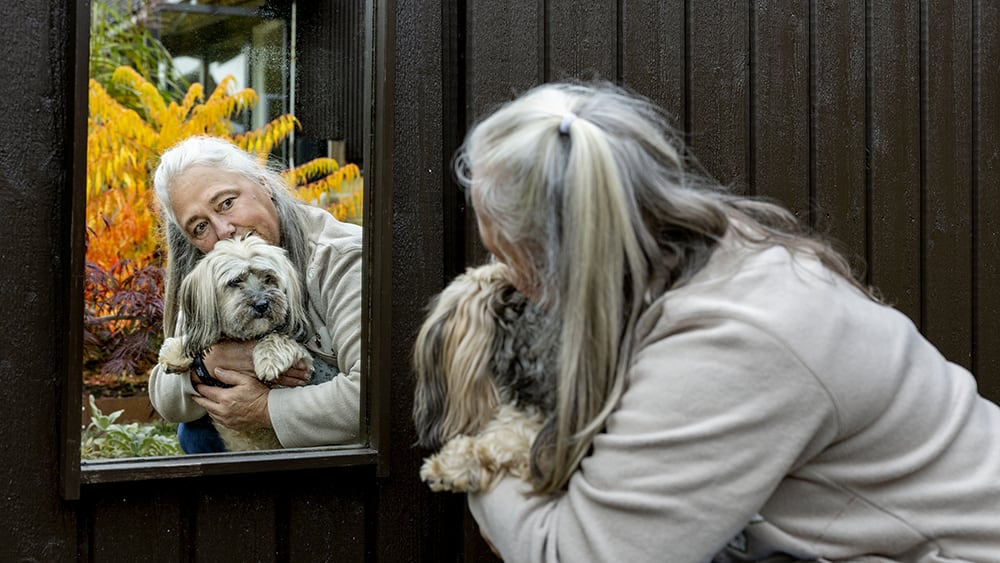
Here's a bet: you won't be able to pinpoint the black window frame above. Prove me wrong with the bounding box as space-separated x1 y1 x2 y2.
61 0 392 499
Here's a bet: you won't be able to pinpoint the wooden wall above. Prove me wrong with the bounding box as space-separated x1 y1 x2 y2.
463 0 1000 404
0 1 995 562
297 0 367 164
0 0 84 559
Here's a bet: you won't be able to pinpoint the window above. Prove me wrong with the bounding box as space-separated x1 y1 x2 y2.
66 0 390 497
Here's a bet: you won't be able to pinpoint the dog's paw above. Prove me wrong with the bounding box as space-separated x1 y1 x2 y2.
158 337 192 372
298 349 315 375
419 436 489 493
254 333 313 382
421 410 540 493
254 352 285 382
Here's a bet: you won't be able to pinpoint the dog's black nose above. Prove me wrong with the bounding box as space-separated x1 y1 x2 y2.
252 299 270 316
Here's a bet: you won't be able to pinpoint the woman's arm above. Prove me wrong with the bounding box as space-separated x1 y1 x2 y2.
147 361 208 423
468 317 837 562
268 233 364 447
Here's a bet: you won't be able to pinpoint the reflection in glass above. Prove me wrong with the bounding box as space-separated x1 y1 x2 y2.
156 1 293 160
82 0 366 460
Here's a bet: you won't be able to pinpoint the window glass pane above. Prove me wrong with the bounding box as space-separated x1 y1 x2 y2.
155 1 292 163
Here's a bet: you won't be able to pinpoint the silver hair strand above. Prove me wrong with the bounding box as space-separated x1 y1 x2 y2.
453 80 876 495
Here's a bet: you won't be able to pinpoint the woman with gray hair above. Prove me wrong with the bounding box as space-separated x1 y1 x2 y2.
148 136 362 452
455 82 1000 561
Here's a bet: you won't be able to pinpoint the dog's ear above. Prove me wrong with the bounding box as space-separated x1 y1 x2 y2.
489 287 528 398
412 272 502 449
412 312 449 450
281 266 311 343
179 267 222 357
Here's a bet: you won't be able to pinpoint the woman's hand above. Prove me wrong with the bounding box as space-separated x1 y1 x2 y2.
273 360 312 388
189 340 312 431
202 340 256 375
191 368 271 432
200 340 311 388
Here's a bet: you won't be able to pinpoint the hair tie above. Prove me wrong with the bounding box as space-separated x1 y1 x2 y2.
559 112 578 136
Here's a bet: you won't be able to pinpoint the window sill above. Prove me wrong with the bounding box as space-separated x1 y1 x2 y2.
80 446 378 484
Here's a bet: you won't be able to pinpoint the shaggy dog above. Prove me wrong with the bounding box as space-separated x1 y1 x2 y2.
412 262 555 493
158 235 314 451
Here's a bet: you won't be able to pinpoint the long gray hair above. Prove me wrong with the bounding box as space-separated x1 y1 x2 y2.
152 136 310 337
454 81 874 494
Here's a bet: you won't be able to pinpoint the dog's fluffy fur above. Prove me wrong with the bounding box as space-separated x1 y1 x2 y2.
412 262 554 493
158 235 313 451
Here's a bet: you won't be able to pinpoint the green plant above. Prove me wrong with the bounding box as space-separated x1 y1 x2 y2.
81 395 183 459
90 0 188 111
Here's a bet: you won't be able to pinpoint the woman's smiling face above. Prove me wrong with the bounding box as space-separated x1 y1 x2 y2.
169 165 282 253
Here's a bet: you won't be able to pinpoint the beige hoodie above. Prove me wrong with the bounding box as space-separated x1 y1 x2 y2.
148 205 363 447
469 237 1000 562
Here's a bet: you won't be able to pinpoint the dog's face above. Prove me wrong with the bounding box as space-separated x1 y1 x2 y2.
178 235 309 356
413 262 552 451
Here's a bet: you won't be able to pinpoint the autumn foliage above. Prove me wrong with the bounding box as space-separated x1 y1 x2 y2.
85 66 363 392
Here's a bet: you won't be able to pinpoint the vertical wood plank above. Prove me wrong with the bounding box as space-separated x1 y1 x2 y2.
751 0 810 218
973 0 1000 402
464 0 546 264
620 0 686 124
381 0 470 561
466 0 544 112
442 0 471 276
923 0 974 368
0 0 82 559
87 486 183 562
285 468 371 562
812 0 867 272
296 0 366 163
546 0 618 80
688 1 750 190
868 2 922 322
194 487 279 561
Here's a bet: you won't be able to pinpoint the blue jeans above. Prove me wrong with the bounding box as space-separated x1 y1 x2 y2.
177 415 227 453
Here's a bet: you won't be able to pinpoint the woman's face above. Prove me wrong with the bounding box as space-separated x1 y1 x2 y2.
169 165 281 253
473 198 542 303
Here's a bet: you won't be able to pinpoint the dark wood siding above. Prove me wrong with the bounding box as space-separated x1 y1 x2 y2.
974 0 1000 405
296 0 367 165
464 0 1000 405
869 2 922 330
3 1 997 562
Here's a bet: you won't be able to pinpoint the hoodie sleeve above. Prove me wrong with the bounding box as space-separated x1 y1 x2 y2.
468 316 837 563
147 361 208 423
268 216 363 447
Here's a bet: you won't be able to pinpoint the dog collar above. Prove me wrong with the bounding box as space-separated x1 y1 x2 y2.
192 354 230 388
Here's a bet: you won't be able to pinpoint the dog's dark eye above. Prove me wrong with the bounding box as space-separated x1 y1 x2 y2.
263 274 276 285
227 276 243 288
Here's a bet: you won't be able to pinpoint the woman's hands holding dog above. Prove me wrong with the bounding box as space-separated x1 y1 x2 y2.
192 370 272 431
191 340 312 432
197 340 313 388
